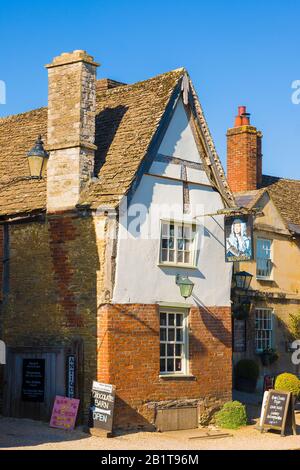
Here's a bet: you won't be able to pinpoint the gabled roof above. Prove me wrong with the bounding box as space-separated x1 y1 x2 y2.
0 68 233 217
235 175 300 235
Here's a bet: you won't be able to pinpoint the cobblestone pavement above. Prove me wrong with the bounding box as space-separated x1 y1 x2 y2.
1 415 300 450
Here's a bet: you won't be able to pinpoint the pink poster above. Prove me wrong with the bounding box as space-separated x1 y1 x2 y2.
50 395 80 431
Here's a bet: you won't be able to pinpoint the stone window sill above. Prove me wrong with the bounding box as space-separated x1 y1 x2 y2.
256 277 274 282
159 374 196 381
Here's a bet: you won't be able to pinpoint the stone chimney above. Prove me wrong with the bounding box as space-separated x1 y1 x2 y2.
45 50 99 212
227 106 263 193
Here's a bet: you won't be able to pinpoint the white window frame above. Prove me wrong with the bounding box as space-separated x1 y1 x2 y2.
159 308 189 376
158 220 198 269
256 237 273 280
255 308 273 353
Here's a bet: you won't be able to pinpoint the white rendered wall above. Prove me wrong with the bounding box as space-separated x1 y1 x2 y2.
112 98 232 307
158 98 202 163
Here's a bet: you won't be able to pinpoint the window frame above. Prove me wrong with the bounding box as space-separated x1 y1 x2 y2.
159 307 189 376
255 308 273 353
256 237 273 281
158 220 198 269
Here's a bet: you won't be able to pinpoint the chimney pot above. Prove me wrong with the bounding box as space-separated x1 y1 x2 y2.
234 106 250 127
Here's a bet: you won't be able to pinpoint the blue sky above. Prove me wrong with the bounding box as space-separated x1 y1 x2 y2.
1 0 300 179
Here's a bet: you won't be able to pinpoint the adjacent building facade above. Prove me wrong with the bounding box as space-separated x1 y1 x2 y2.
228 106 300 389
0 50 234 430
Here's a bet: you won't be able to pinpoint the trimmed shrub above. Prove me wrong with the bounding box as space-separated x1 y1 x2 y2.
275 373 300 398
235 359 260 381
215 401 247 430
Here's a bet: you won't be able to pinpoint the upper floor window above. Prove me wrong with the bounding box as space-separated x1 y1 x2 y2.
160 309 189 375
159 221 197 267
255 308 273 352
256 238 272 279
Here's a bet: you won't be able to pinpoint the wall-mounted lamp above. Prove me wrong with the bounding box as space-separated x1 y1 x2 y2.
176 274 194 299
234 271 253 292
26 135 49 179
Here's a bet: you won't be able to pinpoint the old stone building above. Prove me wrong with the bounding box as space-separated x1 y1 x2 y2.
0 50 234 430
227 106 300 389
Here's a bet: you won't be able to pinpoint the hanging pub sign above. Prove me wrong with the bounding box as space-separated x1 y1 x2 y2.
66 355 76 399
89 381 116 432
224 215 254 263
259 390 297 436
22 358 45 402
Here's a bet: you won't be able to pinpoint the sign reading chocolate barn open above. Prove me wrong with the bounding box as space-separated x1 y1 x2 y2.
89 381 116 432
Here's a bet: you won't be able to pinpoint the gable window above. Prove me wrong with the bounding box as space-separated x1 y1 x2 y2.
255 308 273 353
160 309 188 375
160 221 197 267
256 238 272 279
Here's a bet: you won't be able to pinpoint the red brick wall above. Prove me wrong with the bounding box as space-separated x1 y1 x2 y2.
256 133 263 188
49 216 84 327
97 304 232 430
227 126 262 192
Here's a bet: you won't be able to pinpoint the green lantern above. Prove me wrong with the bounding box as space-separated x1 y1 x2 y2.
176 274 194 299
26 135 49 179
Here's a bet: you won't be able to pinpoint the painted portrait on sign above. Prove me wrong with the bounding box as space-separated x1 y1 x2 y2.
225 215 253 262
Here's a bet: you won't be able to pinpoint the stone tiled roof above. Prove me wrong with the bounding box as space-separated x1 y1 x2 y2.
234 188 265 210
262 175 300 231
80 68 186 208
0 108 47 217
0 68 232 217
235 175 300 234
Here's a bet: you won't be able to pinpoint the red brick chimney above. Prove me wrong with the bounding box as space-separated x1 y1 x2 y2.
227 106 263 193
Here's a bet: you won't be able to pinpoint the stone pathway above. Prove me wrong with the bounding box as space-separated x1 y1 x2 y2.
1 416 300 450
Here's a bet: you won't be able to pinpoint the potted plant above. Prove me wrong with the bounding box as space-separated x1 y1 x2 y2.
235 359 260 393
259 348 279 366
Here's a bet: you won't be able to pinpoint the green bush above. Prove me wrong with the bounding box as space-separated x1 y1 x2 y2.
235 359 260 381
215 401 247 430
275 373 300 398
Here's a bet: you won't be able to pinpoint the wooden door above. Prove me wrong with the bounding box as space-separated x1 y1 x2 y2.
5 351 58 421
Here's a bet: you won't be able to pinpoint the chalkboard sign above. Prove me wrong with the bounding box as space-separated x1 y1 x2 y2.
260 390 297 436
22 359 45 402
89 381 116 432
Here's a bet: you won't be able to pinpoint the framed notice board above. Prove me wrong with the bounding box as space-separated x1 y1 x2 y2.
260 390 297 437
22 358 45 402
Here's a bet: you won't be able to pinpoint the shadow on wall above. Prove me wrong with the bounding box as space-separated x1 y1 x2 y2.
113 396 156 432
94 105 129 175
235 305 300 381
192 294 231 348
